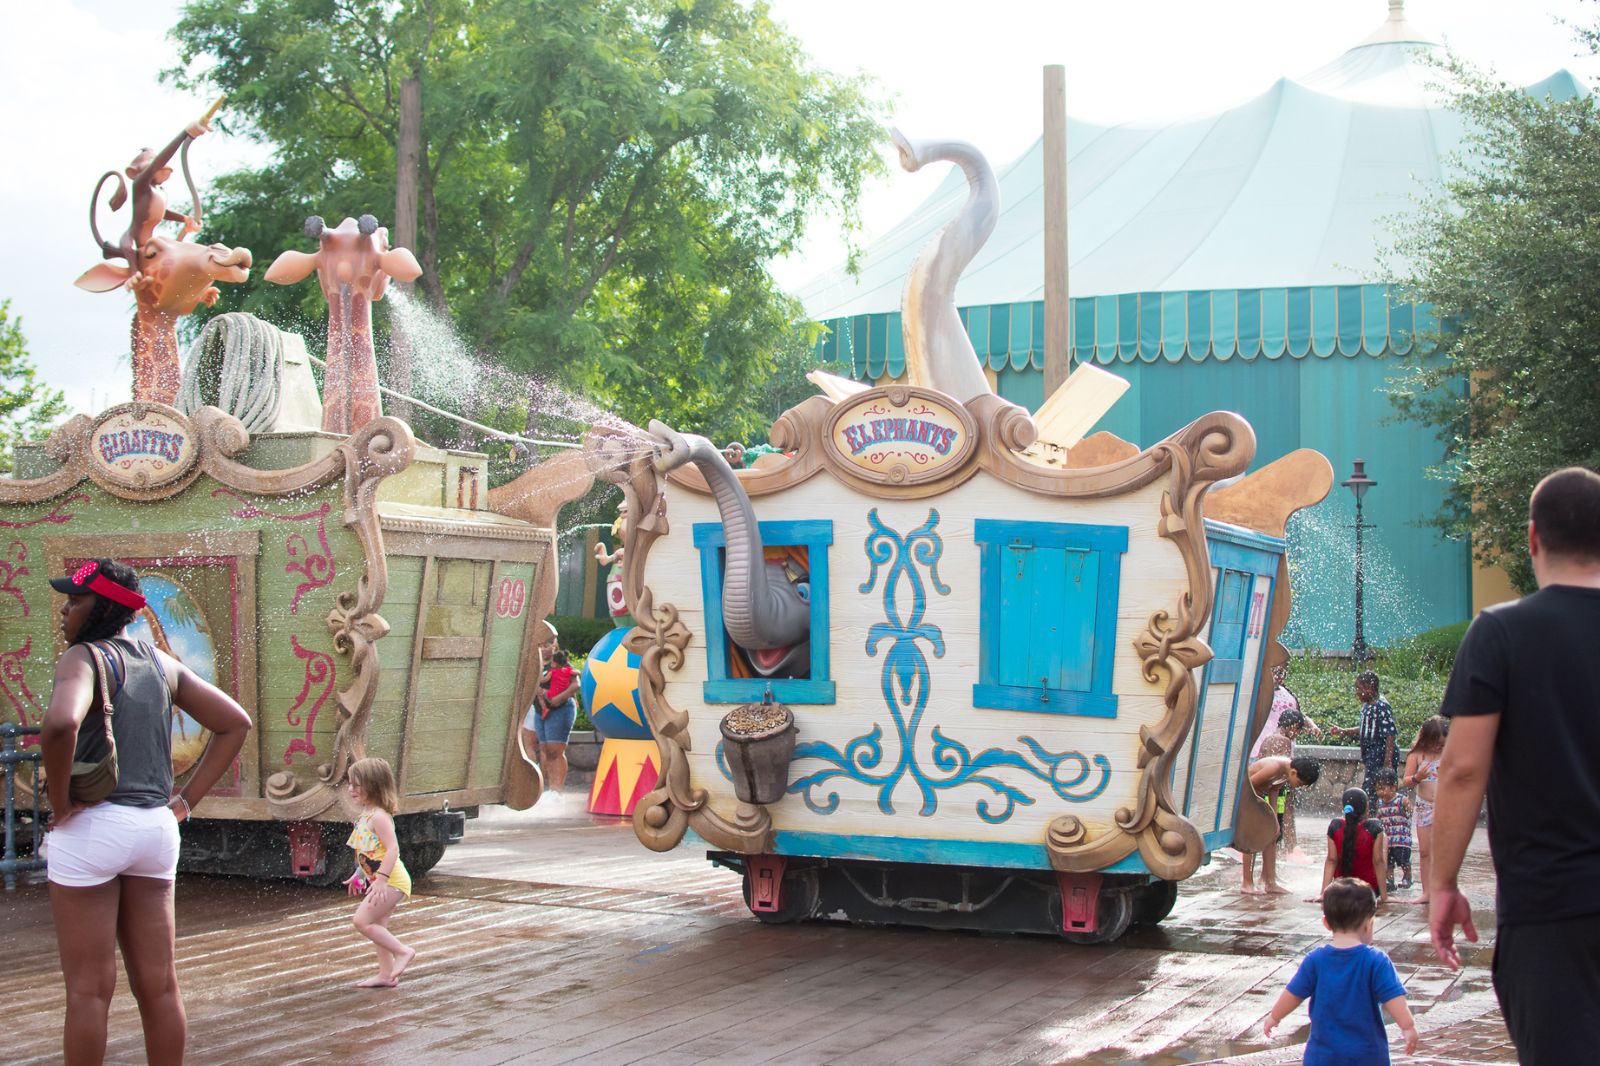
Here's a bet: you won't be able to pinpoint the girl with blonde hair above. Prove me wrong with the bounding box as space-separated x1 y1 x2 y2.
344 757 416 987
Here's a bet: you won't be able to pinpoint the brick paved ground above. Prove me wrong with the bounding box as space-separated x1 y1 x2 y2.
0 807 1515 1064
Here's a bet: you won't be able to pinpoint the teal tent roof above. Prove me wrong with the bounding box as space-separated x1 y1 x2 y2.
815 284 1443 379
795 12 1584 327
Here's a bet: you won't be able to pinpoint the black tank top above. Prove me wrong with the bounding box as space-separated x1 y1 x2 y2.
71 637 174 809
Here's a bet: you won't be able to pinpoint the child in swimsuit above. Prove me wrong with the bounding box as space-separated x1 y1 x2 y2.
1402 716 1448 906
344 757 416 988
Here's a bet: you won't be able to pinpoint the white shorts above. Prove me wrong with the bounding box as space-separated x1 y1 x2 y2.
44 802 180 887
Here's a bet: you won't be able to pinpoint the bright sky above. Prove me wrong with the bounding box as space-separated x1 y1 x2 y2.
2 0 1596 415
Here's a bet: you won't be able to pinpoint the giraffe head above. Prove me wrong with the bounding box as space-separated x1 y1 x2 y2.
264 214 421 302
75 236 252 314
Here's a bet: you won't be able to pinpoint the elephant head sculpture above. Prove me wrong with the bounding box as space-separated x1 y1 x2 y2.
649 420 811 678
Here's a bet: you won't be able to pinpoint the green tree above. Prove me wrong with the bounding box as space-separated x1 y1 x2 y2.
1388 45 1600 593
0 301 68 474
167 0 885 446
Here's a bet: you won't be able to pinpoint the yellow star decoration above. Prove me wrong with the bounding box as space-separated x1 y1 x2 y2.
588 640 644 728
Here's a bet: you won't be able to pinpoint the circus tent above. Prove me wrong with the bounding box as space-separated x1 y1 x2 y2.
794 2 1584 645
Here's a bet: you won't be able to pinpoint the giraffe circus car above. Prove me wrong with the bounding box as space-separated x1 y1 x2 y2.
0 400 590 883
586 388 1329 942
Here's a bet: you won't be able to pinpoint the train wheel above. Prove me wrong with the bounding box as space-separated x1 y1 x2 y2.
1057 886 1134 945
303 843 358 889
742 866 819 924
403 841 447 878
1132 879 1179 926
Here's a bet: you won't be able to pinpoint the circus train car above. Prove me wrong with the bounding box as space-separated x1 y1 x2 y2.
0 399 584 883
588 390 1329 942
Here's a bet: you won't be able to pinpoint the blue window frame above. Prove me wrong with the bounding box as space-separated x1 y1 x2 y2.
1180 521 1286 826
692 520 834 704
1208 568 1253 683
972 519 1128 717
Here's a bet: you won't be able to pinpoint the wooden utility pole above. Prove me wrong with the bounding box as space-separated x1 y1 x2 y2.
389 74 423 421
1042 64 1070 397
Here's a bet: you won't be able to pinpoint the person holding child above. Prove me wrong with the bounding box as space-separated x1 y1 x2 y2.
1239 752 1321 895
1264 877 1419 1063
1310 788 1388 904
1400 715 1446 906
344 757 416 989
522 647 579 798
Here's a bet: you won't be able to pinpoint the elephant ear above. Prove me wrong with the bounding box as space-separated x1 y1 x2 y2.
75 262 133 292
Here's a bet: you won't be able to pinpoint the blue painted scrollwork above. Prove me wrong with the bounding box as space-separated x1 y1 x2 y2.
783 508 1112 823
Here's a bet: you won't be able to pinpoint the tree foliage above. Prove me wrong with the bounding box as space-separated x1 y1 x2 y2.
0 301 68 474
166 0 885 447
1387 43 1600 592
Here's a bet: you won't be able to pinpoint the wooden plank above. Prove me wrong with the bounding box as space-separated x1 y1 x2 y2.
421 635 484 659
395 553 435 793
464 559 501 787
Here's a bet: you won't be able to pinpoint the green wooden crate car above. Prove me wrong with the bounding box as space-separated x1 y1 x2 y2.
0 401 577 882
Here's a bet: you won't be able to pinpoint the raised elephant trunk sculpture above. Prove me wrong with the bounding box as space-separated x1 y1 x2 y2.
893 127 999 404
265 214 423 435
649 420 811 677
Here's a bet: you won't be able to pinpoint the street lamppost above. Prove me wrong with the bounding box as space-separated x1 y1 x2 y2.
1342 459 1377 665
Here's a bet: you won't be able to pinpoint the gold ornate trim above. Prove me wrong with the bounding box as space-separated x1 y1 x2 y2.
593 402 1255 872
6 405 416 821
1044 413 1255 879
263 416 416 818
588 430 775 855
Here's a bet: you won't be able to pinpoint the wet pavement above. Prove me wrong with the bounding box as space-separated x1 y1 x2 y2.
0 805 1514 1064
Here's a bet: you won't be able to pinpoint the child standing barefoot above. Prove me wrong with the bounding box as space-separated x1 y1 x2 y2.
1373 769 1414 893
1402 716 1448 905
345 757 416 988
1265 878 1418 1063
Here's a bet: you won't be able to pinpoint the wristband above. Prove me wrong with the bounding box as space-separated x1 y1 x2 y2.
171 794 192 822
375 871 390 879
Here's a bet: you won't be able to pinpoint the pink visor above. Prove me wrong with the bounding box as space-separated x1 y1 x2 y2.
49 561 147 610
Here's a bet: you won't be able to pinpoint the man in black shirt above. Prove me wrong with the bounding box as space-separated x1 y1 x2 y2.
1430 467 1600 1065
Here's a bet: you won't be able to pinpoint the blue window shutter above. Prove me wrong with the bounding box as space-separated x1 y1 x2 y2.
995 537 1035 688
973 519 1127 717
1212 569 1250 661
1053 548 1099 691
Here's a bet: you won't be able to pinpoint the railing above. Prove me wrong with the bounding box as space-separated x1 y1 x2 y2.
0 723 45 890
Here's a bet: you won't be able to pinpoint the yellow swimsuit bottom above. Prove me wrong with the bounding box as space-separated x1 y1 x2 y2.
346 816 412 897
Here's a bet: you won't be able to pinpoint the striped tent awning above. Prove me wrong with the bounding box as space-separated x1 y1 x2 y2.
813 284 1440 380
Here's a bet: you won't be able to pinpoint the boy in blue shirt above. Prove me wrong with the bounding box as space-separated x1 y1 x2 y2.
1264 877 1418 1063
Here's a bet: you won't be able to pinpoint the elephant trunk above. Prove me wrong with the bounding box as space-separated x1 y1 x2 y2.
650 421 809 651
892 127 998 404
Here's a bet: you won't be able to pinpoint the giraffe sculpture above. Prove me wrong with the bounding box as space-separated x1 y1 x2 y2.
265 214 423 435
74 99 252 404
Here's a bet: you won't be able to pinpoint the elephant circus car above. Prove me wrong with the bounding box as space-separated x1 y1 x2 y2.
585 387 1330 942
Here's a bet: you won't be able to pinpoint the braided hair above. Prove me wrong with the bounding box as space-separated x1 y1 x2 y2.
1337 787 1367 876
69 558 141 645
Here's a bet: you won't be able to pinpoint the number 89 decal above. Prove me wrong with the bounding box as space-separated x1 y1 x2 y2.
495 577 526 618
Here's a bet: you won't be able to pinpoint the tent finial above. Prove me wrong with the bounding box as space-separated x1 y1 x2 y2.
1389 0 1405 21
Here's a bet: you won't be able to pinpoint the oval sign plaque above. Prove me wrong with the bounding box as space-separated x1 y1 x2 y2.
88 404 199 493
825 386 977 487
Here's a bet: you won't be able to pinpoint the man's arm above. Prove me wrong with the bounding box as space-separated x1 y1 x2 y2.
1429 712 1498 968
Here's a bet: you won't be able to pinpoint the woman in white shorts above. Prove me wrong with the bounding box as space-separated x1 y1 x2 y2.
40 559 251 1066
